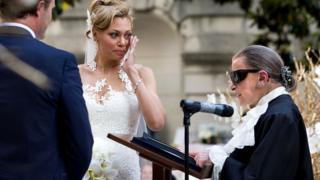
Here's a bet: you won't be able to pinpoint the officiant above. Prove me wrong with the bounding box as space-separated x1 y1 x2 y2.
191 45 313 180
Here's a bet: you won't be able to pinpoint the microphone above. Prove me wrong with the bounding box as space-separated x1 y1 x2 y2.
180 99 234 117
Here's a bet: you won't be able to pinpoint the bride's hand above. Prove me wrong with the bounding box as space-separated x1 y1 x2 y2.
122 35 139 71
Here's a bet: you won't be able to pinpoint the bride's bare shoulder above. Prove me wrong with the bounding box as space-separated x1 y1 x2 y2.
78 64 91 75
78 64 95 84
78 64 86 70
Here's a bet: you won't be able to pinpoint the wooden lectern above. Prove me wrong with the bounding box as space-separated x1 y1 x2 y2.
107 133 212 180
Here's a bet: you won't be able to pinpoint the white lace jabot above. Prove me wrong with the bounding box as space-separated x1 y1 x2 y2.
223 86 288 153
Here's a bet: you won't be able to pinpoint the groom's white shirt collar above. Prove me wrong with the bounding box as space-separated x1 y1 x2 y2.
0 22 36 38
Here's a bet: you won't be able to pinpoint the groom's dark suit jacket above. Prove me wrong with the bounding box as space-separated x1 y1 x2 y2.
0 26 93 180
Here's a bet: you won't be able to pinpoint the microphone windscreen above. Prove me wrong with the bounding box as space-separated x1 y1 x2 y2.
221 105 234 117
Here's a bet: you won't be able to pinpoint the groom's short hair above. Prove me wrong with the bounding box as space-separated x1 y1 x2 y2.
0 0 52 20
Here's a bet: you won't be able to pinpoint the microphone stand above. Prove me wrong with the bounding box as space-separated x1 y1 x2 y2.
182 109 193 180
180 99 234 180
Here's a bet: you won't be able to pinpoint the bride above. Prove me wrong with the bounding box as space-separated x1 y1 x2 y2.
78 0 166 179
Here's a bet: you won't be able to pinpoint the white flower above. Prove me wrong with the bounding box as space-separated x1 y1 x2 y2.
314 78 320 87
219 93 227 104
308 135 320 154
307 126 320 154
206 92 242 128
314 66 320 77
314 66 320 87
83 138 118 180
198 128 213 139
315 122 320 136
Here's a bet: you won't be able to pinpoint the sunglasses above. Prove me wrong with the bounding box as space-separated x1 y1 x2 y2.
229 69 260 84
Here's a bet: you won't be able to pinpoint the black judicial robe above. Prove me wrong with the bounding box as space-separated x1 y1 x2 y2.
220 95 314 180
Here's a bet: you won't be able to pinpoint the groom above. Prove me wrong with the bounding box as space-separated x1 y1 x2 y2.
0 0 93 179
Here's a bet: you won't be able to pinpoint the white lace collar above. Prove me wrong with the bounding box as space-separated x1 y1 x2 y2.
223 86 288 154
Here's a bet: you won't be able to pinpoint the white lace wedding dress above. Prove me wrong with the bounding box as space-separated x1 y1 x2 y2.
83 69 141 180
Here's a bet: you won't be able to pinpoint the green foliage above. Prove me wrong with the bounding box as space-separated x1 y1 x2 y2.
52 0 80 20
52 0 63 19
213 0 320 70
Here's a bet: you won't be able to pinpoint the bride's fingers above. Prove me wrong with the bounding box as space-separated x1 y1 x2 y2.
123 36 139 67
132 36 139 49
129 36 139 55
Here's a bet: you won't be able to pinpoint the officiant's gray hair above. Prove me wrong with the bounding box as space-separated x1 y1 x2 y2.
0 0 51 20
233 45 296 92
86 0 133 38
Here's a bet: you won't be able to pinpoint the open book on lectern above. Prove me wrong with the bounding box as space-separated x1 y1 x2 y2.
131 133 202 172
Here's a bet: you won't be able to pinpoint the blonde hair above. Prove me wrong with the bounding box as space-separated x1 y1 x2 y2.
86 0 132 37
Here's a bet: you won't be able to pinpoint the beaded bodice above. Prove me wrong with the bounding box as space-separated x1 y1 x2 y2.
82 69 141 138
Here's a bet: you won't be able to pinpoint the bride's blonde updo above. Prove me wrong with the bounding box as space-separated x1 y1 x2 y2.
86 0 132 37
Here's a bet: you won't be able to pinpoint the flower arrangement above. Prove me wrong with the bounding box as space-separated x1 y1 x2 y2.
206 89 242 129
201 91 241 144
83 138 118 180
291 47 320 179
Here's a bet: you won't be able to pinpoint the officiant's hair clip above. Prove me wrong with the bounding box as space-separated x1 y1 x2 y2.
280 66 293 89
233 45 296 92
